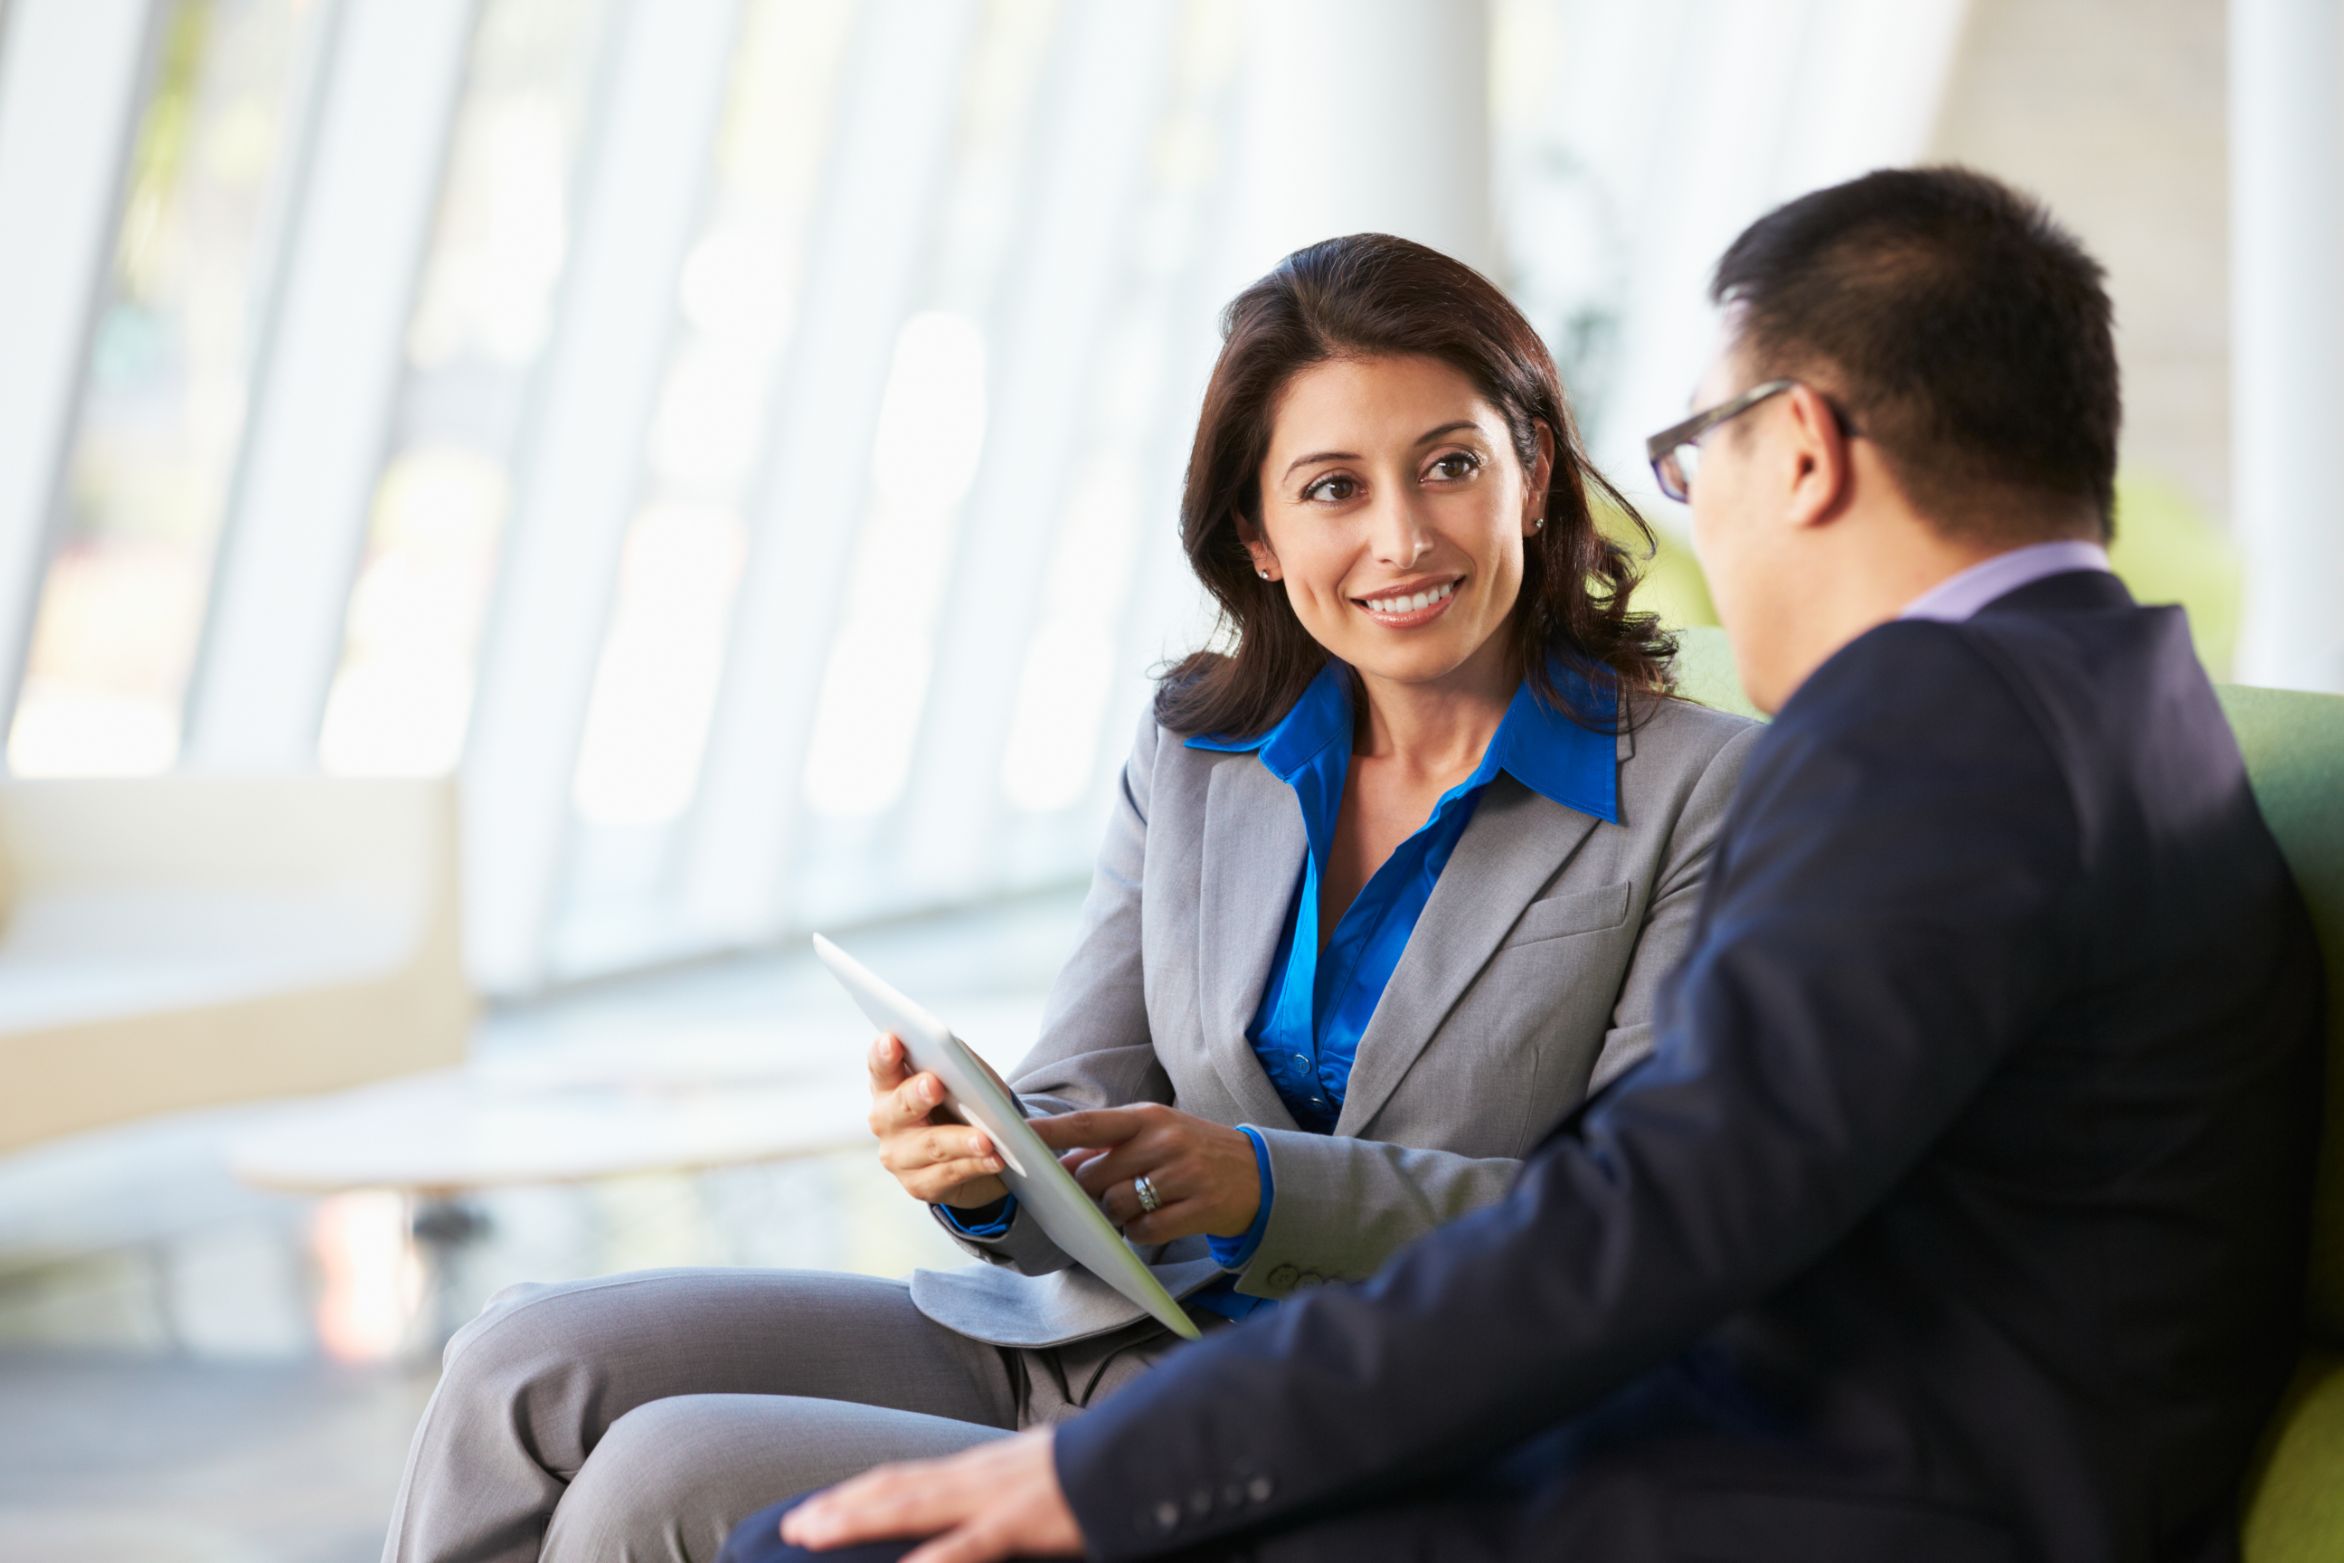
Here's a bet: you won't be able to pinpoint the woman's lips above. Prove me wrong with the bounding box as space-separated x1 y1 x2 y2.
1353 576 1462 629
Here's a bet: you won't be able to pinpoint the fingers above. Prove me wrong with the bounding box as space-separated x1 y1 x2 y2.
781 1432 1075 1561
785 1463 937 1549
1106 1175 1178 1230
1119 1198 1203 1247
908 1158 1008 1204
867 1069 946 1138
1093 1164 1178 1226
1069 1144 1148 1200
865 1033 911 1096
879 1121 1000 1179
1026 1106 1152 1151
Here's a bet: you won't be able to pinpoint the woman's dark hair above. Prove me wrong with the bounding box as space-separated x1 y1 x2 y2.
1154 232 1675 742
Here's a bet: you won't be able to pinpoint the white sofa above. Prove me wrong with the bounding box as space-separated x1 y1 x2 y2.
0 776 471 1152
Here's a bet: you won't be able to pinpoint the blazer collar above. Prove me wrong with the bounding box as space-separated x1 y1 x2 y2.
1188 659 1628 1138
1972 564 2136 619
1333 778 1604 1135
1186 657 1622 826
1194 757 1311 1132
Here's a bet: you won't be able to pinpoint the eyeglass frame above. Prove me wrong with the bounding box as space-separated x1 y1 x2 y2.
1644 378 1855 503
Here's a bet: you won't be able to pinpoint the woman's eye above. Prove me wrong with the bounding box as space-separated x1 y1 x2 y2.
1427 451 1482 482
1303 475 1358 503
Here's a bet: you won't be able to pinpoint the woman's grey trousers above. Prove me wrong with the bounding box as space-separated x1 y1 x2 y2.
377 1267 1196 1563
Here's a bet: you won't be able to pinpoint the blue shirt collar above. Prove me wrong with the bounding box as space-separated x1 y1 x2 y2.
1186 658 1621 825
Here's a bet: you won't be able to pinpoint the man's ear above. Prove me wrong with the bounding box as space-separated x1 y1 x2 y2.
1781 384 1853 532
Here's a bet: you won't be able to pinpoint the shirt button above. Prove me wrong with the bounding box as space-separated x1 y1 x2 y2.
1188 1488 1214 1518
1247 1474 1277 1503
1153 1500 1181 1533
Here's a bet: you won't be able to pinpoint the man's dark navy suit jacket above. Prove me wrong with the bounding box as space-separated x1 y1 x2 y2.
737 571 2325 1563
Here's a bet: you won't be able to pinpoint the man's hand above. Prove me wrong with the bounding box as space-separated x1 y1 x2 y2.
1029 1104 1262 1245
779 1429 1082 1562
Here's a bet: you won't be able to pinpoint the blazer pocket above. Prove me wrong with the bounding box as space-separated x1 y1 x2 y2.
1498 880 1633 950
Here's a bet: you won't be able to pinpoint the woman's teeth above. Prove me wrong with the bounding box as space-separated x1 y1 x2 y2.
1361 580 1458 614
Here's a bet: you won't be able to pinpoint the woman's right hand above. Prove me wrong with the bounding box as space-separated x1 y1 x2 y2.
865 1032 1008 1210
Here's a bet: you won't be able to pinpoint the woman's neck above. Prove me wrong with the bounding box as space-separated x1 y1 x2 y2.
1351 634 1518 779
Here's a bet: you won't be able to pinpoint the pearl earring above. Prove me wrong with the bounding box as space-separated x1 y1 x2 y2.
1257 568 1272 580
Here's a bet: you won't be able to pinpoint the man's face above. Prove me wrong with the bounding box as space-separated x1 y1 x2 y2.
1682 328 1780 672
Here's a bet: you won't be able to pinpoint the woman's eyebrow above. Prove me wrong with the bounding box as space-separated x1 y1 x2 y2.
1279 420 1487 481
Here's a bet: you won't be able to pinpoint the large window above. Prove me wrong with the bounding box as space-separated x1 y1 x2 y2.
10 0 323 775
317 0 616 777
553 0 862 968
0 0 1969 996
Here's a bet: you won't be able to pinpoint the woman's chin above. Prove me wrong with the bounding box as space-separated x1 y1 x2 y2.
1340 634 1486 692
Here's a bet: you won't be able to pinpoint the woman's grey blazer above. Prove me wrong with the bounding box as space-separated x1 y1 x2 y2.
909 691 1760 1350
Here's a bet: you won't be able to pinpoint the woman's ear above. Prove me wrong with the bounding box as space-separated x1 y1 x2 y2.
1523 423 1558 536
1236 514 1280 581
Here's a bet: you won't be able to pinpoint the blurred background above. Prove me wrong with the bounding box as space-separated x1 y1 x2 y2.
0 0 2332 1556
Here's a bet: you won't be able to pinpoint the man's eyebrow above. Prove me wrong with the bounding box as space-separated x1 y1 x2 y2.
1280 420 1487 481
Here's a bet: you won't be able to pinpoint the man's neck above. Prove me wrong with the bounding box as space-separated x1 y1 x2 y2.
1758 529 2110 713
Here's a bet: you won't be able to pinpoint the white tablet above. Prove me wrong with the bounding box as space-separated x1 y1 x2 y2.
811 933 1203 1341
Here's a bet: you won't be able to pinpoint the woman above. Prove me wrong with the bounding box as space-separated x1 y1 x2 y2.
380 233 1757 1563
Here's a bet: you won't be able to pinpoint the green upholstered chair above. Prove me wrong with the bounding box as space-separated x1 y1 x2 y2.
1667 626 2344 1559
2223 685 2344 1562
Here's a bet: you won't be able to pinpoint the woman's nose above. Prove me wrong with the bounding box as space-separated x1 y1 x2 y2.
1370 497 1435 566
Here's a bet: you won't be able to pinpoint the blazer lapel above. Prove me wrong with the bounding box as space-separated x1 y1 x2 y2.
1333 774 1605 1136
1194 758 1307 1131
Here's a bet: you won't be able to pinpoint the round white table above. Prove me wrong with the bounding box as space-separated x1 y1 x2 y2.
229 1060 876 1352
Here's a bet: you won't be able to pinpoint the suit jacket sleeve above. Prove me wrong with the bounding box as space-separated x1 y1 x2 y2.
935 708 1174 1273
1227 723 1761 1299
1053 626 2082 1558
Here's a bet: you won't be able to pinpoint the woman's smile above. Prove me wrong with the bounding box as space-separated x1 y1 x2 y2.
1352 574 1464 628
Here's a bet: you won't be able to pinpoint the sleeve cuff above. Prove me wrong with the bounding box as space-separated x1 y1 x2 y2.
939 1193 1019 1239
1206 1126 1275 1270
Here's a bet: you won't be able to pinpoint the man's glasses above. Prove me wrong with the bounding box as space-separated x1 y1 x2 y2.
1644 379 1853 502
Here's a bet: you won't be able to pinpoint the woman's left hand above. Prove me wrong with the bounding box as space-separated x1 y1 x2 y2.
1027 1104 1261 1245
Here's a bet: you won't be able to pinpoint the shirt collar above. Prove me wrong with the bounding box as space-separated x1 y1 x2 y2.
1898 539 2113 623
1185 658 1621 825
1183 661 1351 780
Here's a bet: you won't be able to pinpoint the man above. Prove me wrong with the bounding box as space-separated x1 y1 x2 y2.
733 167 2323 1563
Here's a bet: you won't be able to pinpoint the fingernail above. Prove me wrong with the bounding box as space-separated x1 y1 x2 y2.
923 1080 941 1103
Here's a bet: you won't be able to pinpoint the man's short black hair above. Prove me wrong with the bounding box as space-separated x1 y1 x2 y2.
1711 166 2120 543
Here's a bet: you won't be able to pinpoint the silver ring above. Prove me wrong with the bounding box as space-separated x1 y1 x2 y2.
1133 1173 1162 1214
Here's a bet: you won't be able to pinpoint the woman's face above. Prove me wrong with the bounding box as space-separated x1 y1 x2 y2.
1246 353 1550 696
